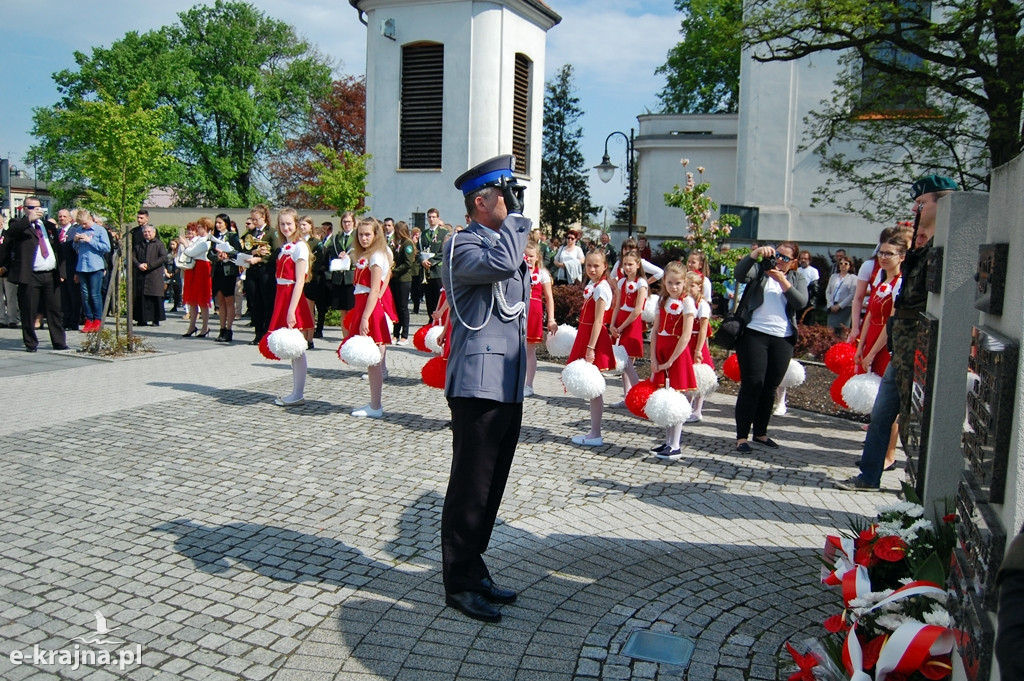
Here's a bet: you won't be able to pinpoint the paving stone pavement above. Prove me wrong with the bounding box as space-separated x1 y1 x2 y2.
0 313 904 680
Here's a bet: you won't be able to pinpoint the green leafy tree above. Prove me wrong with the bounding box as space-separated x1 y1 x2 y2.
31 87 173 341
657 0 742 114
742 0 1022 219
541 64 597 239
37 0 332 208
300 146 371 216
663 160 741 297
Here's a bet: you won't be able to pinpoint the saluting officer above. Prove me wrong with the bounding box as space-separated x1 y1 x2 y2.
440 155 530 623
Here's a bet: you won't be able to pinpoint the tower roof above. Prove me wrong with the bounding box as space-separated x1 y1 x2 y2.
349 0 561 27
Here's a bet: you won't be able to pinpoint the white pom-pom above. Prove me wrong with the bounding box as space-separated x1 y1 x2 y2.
612 344 629 373
842 373 881 414
425 325 445 354
642 294 659 323
340 335 382 369
545 324 577 358
779 359 806 388
267 328 307 360
693 363 718 396
646 387 693 426
561 359 606 400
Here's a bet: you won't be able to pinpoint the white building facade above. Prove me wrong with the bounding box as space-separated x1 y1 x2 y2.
350 0 560 227
635 50 890 257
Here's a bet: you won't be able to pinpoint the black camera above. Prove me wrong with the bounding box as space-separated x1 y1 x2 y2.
762 256 777 270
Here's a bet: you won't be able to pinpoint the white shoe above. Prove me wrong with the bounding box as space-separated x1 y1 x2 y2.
274 396 305 407
571 434 603 446
523 386 534 397
685 414 702 423
360 373 368 380
396 338 408 346
352 405 383 419
607 400 626 409
382 368 390 381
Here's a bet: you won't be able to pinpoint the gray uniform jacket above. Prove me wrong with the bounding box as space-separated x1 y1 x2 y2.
442 215 532 403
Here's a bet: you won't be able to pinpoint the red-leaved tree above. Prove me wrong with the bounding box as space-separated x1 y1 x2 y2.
269 75 366 208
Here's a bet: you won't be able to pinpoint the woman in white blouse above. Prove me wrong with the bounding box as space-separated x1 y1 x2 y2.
553 229 585 285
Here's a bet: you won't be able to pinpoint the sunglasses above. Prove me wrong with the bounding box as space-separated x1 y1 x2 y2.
776 254 793 263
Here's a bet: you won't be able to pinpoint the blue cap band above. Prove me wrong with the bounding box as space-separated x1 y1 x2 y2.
460 168 512 195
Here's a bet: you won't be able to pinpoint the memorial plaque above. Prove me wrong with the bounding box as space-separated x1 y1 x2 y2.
963 325 1018 503
974 243 1009 315
926 246 943 293
949 545 995 681
904 313 938 495
955 474 1007 608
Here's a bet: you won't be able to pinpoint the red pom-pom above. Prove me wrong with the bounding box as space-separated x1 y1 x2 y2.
825 342 857 375
830 370 854 409
723 353 741 382
413 324 432 353
626 380 657 419
421 356 447 389
259 334 280 360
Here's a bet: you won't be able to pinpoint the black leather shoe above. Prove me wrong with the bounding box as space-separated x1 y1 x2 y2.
445 591 501 622
480 577 517 604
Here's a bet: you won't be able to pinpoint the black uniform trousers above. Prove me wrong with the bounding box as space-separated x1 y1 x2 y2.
60 276 81 330
245 264 277 340
441 397 522 594
18 270 66 351
424 277 443 318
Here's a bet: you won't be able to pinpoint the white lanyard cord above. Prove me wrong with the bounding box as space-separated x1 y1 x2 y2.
447 231 526 332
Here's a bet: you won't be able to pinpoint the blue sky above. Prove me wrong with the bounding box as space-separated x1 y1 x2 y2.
0 0 682 217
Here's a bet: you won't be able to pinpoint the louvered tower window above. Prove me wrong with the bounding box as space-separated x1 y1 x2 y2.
512 53 532 175
401 43 444 169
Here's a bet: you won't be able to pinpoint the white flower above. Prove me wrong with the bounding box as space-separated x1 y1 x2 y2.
923 607 951 627
666 298 684 315
584 282 595 299
876 614 912 631
681 158 690 166
697 166 705 174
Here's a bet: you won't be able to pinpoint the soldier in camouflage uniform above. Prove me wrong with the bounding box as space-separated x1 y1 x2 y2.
836 174 958 491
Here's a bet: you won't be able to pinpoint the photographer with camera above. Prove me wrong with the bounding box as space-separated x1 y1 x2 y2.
731 243 807 453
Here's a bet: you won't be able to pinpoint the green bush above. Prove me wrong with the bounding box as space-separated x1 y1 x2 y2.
79 327 155 356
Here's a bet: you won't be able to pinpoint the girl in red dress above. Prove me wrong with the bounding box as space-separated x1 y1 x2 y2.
524 241 556 396
853 234 910 470
854 237 906 377
685 270 714 422
263 208 313 406
649 262 697 459
343 217 393 418
182 218 213 337
567 250 615 446
608 250 648 408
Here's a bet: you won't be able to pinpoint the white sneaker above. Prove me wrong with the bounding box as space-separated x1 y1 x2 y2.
351 405 383 419
607 400 626 409
523 386 534 397
571 434 603 446
685 414 702 423
274 396 305 407
396 338 408 345
773 405 788 416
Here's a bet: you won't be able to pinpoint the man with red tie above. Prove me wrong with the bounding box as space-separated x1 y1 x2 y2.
0 197 67 352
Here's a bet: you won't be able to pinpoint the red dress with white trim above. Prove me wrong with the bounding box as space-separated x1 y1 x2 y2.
266 241 314 332
612 276 647 358
858 272 901 376
686 298 715 367
343 252 393 344
653 296 697 390
567 279 616 370
527 265 551 344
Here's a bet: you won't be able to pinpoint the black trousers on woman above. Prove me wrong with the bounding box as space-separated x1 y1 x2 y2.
390 279 411 339
734 328 794 440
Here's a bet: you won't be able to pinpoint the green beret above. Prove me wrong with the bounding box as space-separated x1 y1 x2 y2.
911 174 958 199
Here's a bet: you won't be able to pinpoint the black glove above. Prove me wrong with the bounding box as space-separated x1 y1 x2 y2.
498 176 525 215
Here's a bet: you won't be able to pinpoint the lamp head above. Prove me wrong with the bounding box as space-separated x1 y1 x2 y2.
594 154 617 183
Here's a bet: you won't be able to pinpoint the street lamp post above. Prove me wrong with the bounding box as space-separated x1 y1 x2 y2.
593 128 635 239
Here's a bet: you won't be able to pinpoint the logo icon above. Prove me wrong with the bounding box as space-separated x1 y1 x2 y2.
69 611 123 646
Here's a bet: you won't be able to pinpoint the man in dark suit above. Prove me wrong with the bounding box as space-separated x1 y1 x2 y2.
0 198 67 352
418 208 449 317
132 225 168 326
440 155 529 623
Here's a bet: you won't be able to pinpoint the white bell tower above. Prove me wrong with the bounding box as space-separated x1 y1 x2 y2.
349 0 560 225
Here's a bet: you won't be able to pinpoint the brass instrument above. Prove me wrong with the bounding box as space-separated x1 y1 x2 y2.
242 233 269 251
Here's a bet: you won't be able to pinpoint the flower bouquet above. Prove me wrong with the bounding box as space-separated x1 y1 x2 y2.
786 482 958 681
